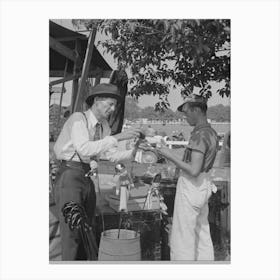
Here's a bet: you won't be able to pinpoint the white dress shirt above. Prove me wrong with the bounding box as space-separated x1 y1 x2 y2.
54 109 134 163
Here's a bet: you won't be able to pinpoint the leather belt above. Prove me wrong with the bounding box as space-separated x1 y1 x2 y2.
61 160 90 172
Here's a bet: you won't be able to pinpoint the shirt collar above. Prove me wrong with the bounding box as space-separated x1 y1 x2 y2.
192 122 211 134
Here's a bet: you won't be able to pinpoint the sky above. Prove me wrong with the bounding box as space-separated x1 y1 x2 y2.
50 19 230 110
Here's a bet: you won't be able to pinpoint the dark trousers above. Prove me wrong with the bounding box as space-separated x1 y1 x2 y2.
53 162 97 260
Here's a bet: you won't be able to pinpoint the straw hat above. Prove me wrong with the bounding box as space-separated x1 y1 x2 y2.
177 93 207 112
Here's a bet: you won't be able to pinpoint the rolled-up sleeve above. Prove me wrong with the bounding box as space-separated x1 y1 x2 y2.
188 132 207 155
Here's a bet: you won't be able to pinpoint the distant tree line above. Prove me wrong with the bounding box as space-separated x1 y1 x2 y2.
124 97 230 122
207 104 230 122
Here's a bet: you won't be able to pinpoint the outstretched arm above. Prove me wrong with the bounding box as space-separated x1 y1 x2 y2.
157 147 204 177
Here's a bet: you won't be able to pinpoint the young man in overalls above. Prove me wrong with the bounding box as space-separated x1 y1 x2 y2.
53 83 142 260
157 94 219 261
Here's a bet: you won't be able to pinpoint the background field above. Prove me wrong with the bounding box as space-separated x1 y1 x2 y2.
130 122 230 140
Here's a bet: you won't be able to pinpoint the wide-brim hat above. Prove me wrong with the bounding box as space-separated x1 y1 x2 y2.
177 94 207 112
85 83 122 106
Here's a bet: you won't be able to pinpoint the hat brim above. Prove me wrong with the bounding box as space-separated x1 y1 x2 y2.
85 92 122 106
177 102 187 112
177 99 207 112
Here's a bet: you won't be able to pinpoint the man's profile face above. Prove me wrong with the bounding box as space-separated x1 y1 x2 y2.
95 97 117 119
182 103 196 126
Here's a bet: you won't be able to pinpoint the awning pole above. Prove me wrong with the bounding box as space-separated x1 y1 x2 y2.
73 28 97 112
57 59 69 128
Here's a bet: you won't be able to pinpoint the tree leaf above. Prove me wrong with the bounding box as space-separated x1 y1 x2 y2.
74 19 230 109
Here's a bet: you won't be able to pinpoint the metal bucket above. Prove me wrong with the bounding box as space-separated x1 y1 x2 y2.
98 229 141 261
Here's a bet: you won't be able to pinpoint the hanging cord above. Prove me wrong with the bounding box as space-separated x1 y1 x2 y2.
84 161 105 235
87 168 105 234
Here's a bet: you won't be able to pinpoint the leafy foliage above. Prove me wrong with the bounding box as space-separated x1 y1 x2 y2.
72 19 230 110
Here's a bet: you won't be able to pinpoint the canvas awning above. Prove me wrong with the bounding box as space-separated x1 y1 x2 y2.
49 20 112 78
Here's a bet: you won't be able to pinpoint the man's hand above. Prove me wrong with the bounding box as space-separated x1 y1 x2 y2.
138 141 154 151
114 128 143 141
156 147 174 161
158 147 205 177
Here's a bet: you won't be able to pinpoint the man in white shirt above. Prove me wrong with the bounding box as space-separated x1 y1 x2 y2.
53 83 142 260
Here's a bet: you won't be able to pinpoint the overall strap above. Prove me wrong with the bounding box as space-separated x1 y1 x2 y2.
69 112 89 163
81 112 89 130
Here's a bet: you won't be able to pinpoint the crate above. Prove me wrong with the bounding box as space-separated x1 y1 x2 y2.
105 195 160 212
